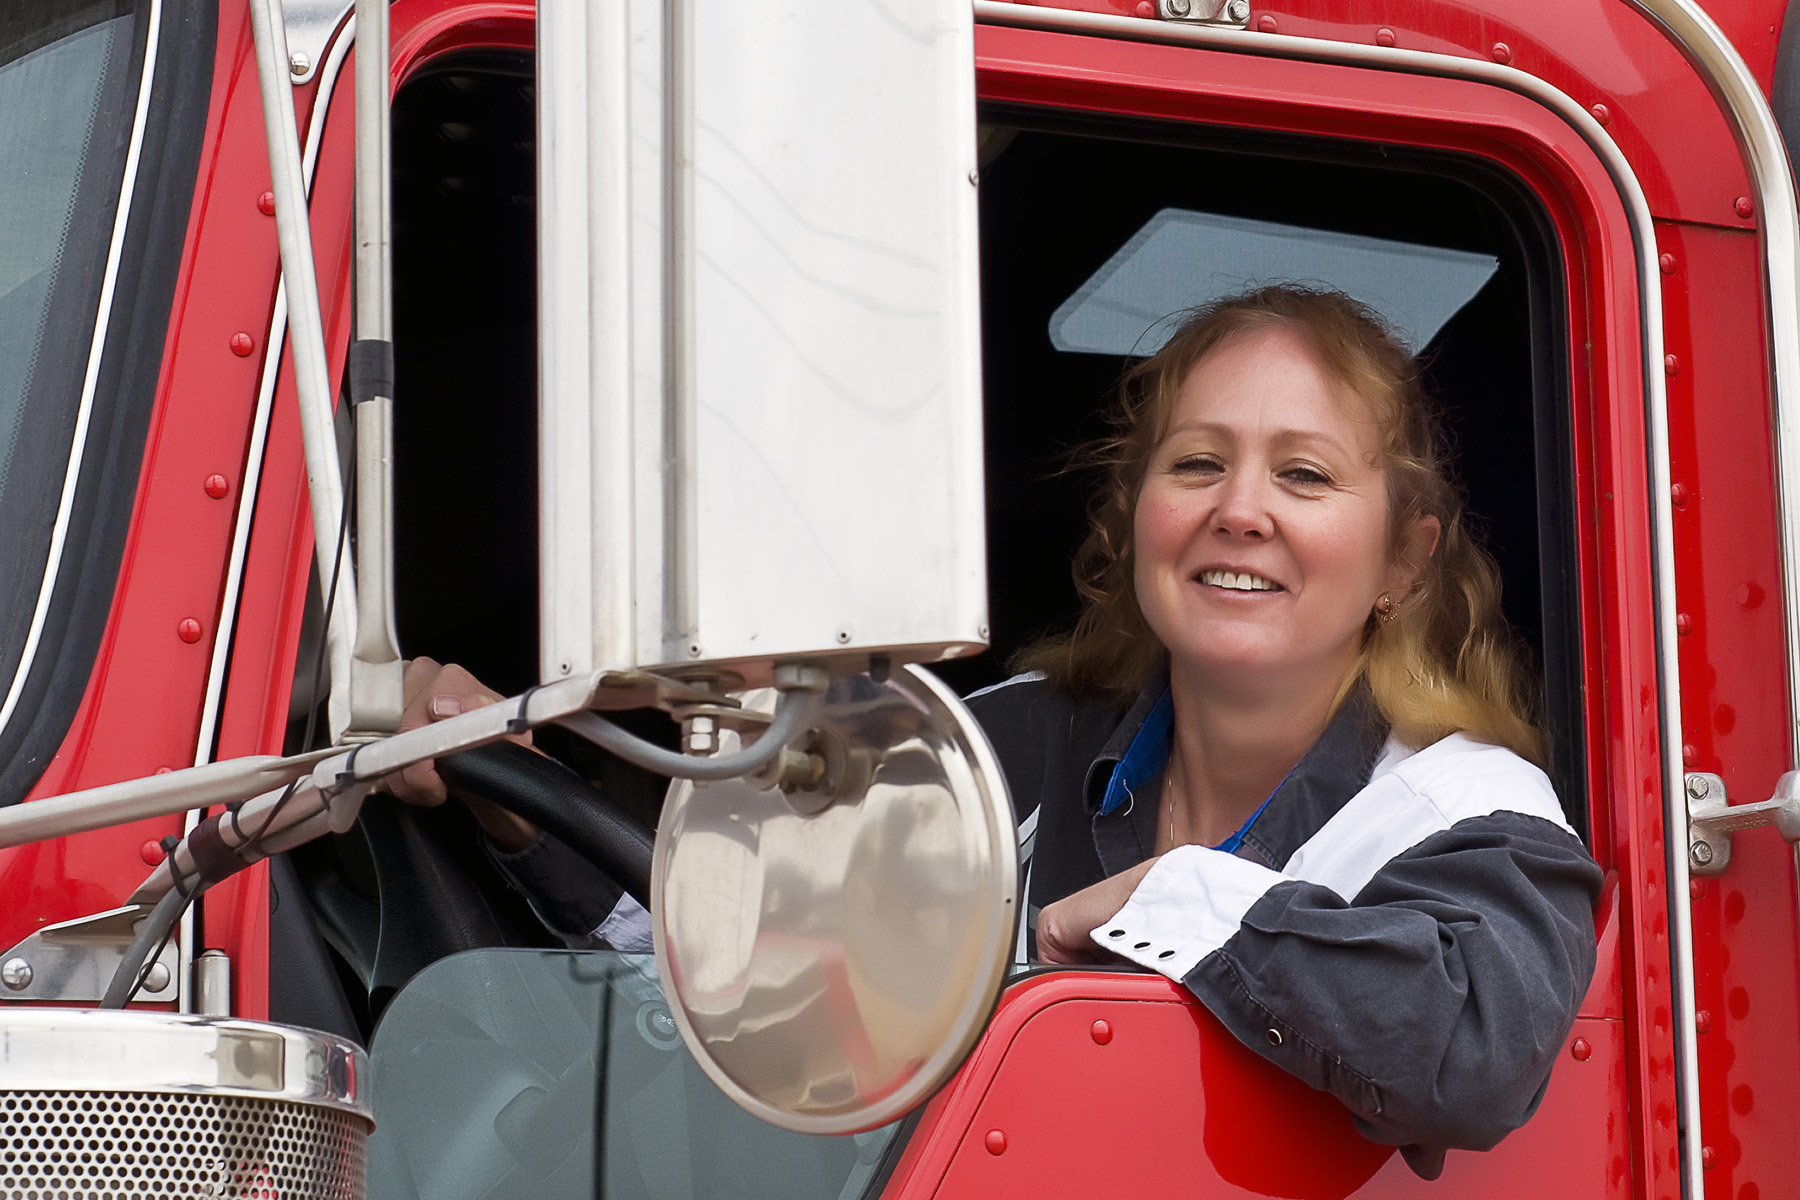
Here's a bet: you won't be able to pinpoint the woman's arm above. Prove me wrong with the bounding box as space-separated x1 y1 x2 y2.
1044 808 1600 1178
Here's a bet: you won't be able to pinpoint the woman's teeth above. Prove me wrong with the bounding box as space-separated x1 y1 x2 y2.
1199 569 1281 592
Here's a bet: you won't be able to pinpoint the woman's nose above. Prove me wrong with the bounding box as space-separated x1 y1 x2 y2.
1211 472 1276 540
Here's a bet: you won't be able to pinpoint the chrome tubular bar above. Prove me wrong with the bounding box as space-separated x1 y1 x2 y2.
346 0 404 735
246 0 357 737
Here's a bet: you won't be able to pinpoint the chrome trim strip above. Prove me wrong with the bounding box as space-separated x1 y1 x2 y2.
969 3 1696 1189
0 0 166 742
183 16 354 1015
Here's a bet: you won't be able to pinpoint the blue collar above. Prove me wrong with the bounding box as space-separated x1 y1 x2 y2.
1096 686 1281 854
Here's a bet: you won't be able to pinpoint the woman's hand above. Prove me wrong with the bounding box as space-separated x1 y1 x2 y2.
1035 857 1160 965
384 657 541 853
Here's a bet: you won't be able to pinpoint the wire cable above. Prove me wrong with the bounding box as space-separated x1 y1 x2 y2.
558 687 821 781
101 878 206 1009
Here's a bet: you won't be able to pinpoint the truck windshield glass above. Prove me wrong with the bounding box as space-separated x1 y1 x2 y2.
367 949 905 1200
0 0 142 708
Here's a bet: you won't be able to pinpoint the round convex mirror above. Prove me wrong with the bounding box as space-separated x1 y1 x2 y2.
653 664 1017 1134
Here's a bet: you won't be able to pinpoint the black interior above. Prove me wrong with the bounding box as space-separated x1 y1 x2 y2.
273 53 1584 1043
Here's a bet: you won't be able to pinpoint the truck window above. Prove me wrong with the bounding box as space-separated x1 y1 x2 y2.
366 949 903 1200
946 113 1583 832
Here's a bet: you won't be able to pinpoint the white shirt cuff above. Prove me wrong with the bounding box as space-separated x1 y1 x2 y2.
595 891 655 954
1089 844 1287 980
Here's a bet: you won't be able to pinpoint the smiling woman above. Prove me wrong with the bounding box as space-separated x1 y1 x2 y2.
966 285 1600 1180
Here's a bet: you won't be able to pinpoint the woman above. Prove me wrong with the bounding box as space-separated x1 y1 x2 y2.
965 285 1599 1178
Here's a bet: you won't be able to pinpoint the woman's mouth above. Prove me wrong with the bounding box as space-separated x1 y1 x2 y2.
1197 569 1284 593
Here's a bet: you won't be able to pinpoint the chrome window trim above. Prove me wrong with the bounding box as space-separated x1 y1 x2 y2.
0 0 167 745
970 2 1700 1189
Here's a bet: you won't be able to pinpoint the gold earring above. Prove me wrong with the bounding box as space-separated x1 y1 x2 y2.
1375 593 1396 623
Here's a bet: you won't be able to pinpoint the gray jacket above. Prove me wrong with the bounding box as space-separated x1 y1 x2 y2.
965 671 1602 1180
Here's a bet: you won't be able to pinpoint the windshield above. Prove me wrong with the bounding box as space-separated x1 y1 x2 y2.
0 0 143 711
367 949 906 1200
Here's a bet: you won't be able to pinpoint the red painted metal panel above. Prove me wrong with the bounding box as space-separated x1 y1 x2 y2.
1656 218 1800 1200
887 973 1628 1198
1019 0 1761 228
0 0 287 956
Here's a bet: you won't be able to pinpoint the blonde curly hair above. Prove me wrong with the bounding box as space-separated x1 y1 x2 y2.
1019 285 1545 765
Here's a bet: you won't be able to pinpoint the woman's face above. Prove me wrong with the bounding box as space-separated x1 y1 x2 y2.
1133 325 1425 697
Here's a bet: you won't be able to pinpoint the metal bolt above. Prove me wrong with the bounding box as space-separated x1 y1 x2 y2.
1 958 32 991
684 714 718 755
1226 0 1250 21
289 52 310 77
835 628 852 645
1690 840 1715 868
1687 774 1709 799
1166 0 1192 15
968 169 979 187
142 961 172 993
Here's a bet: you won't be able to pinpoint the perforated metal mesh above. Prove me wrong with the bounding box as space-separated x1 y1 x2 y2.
0 1090 367 1199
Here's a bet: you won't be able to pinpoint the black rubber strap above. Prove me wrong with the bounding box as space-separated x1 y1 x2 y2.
335 743 367 794
348 338 395 404
506 683 548 736
187 813 246 884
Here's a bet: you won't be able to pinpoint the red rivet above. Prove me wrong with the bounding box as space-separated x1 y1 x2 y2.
1696 1009 1713 1033
1491 42 1512 63
1091 1020 1113 1045
177 618 204 644
257 191 276 216
984 1130 1007 1156
1690 876 1707 898
1375 27 1395 46
1682 743 1698 767
1676 612 1693 636
1665 353 1681 376
1702 1146 1716 1169
1570 1037 1592 1061
1590 102 1610 125
1734 196 1754 219
1659 252 1678 274
203 474 230 500
154 766 174 775
140 840 166 866
1134 0 1154 14
1738 582 1763 608
1670 482 1689 507
229 332 255 357
1257 13 1277 31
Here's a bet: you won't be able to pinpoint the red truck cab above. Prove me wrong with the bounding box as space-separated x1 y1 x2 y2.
2 0 1796 1196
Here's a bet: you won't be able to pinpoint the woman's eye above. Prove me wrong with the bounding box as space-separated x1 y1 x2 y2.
1170 455 1223 477
1280 465 1332 488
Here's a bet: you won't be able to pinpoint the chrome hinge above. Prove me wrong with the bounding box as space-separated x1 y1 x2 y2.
1159 0 1251 27
1685 771 1800 876
0 904 180 1004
